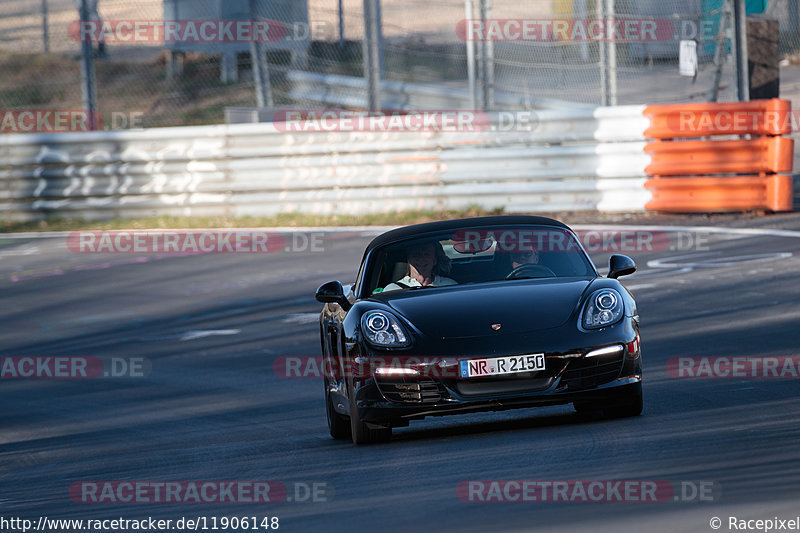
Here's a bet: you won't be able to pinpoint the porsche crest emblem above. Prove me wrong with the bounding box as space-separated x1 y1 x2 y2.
491 323 502 331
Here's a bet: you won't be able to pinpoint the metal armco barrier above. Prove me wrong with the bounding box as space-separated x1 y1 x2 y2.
643 98 795 213
0 106 651 222
286 71 593 112
2 100 794 222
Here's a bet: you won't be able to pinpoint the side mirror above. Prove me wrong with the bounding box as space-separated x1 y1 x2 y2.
608 254 636 279
315 280 352 310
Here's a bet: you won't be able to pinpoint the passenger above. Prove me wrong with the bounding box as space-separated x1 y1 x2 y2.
383 242 457 291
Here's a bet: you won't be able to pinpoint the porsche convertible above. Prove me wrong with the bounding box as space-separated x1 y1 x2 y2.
316 216 642 444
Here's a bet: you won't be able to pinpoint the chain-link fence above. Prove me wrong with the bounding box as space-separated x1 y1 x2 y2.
0 0 799 129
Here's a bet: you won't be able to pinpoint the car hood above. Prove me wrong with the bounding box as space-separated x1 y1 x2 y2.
384 278 592 339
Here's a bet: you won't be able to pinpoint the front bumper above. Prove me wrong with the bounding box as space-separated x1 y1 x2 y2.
361 378 642 426
347 322 642 427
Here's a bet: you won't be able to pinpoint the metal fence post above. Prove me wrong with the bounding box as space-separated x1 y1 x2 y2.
732 0 749 101
599 0 607 106
478 0 494 111
464 0 477 109
708 0 732 103
249 0 273 108
41 0 49 53
79 0 99 130
363 0 382 111
338 0 345 48
606 0 617 106
599 0 617 106
376 0 385 76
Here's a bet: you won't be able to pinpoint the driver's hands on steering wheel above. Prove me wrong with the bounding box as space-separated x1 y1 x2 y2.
506 263 557 280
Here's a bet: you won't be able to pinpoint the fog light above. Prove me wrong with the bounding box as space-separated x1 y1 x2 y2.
585 345 624 358
375 367 420 377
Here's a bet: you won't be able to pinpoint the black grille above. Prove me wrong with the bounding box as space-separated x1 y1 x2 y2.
561 352 624 390
377 378 443 404
453 375 553 396
449 358 568 397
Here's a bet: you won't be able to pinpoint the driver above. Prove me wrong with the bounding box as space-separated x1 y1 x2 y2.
383 241 457 292
510 249 540 270
504 246 556 279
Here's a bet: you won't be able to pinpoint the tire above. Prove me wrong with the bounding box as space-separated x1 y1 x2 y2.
325 378 351 440
574 384 643 419
347 379 391 445
573 400 601 416
603 387 643 419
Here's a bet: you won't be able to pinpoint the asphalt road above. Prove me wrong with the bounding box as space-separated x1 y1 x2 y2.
1 223 799 533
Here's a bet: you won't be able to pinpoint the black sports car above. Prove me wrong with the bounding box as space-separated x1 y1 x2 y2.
316 216 642 444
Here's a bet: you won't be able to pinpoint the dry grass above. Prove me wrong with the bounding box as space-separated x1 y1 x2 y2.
0 49 260 127
0 207 507 233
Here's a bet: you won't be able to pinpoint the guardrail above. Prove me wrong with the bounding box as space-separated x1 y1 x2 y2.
643 98 794 212
2 100 793 222
285 71 593 112
0 106 650 222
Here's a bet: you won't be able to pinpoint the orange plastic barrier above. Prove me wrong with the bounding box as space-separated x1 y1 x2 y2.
645 136 794 176
643 98 794 213
645 175 793 212
644 98 791 139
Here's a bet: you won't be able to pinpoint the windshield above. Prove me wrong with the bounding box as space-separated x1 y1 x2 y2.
362 225 596 295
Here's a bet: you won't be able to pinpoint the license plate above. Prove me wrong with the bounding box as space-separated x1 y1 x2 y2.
459 354 545 378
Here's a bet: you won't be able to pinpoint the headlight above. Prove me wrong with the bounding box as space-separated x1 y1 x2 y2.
361 311 410 347
582 289 624 329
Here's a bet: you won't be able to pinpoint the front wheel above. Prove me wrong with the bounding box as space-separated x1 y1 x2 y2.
325 378 351 440
603 387 643 418
347 379 391 445
574 384 643 419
